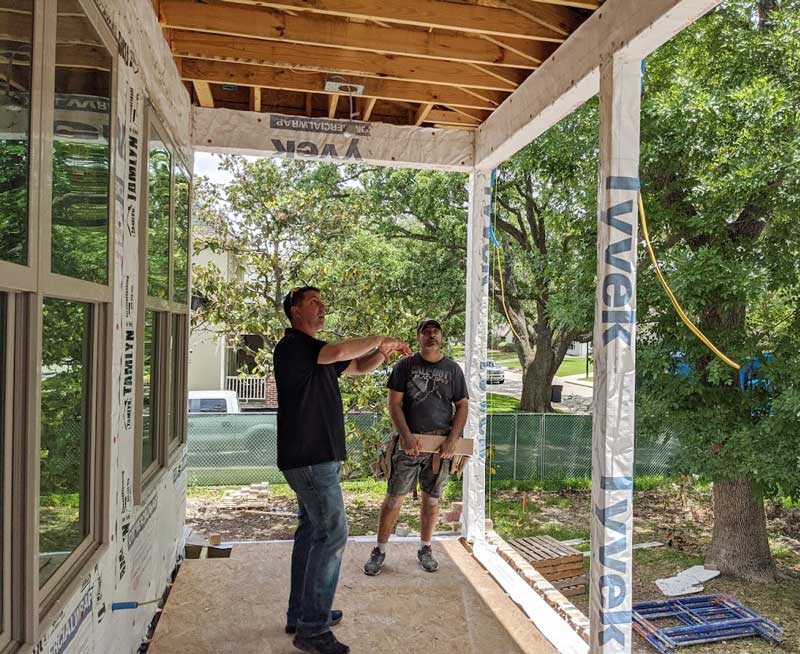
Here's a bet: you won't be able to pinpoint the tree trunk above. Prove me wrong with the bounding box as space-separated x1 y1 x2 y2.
706 479 776 582
519 346 555 412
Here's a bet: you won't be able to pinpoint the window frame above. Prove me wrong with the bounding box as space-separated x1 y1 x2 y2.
0 0 115 639
0 293 12 651
135 108 191 502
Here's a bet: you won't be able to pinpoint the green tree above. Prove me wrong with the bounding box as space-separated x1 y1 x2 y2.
492 102 598 411
192 156 362 372
637 0 800 580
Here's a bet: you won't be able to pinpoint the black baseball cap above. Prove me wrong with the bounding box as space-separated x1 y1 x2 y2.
416 318 442 334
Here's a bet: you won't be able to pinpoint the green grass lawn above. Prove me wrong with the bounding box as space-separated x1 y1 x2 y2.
449 344 592 378
487 392 520 412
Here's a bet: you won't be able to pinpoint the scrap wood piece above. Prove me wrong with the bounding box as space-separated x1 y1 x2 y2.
633 594 783 654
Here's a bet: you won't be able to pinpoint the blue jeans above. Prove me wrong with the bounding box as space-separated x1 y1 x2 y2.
283 461 349 638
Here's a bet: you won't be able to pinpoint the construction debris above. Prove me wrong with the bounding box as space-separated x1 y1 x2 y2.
655 565 720 596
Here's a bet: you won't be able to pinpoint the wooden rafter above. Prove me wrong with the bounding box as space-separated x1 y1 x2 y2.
216 0 566 42
168 30 524 92
249 86 261 112
359 97 377 121
414 103 434 126
425 109 481 127
327 94 339 118
193 80 214 108
159 0 554 69
179 58 507 109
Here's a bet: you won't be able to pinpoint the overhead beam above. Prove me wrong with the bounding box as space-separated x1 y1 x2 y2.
493 0 582 35
414 103 435 126
327 94 338 118
425 109 481 127
180 58 507 110
193 80 214 108
160 0 552 69
475 0 722 169
168 30 523 92
250 86 261 112
218 0 565 41
191 107 475 171
530 0 599 9
359 97 377 121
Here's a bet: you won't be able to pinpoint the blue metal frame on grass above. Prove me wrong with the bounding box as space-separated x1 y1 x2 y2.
632 594 783 654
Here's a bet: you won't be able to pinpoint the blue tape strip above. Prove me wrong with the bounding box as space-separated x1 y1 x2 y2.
488 223 501 248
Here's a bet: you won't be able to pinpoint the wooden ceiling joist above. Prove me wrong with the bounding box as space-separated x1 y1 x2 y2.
180 58 507 110
168 31 524 92
414 103 435 126
359 96 377 121
424 109 481 127
327 94 339 118
193 80 214 108
218 0 566 42
249 86 261 112
159 0 554 69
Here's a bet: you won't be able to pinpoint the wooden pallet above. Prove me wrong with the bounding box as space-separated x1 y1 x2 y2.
508 535 585 595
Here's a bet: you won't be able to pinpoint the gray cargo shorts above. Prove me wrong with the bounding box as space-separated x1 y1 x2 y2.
387 448 450 498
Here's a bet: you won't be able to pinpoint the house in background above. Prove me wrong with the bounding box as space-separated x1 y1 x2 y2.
188 233 276 407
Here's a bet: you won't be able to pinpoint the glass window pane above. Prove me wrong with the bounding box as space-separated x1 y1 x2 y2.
173 165 190 304
141 310 155 470
50 1 112 283
0 1 33 265
0 293 6 628
147 131 171 300
170 315 183 444
39 298 91 586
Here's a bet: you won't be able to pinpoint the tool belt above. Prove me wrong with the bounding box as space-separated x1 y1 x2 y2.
370 430 469 480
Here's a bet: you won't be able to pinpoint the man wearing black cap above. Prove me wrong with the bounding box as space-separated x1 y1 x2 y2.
364 318 469 576
274 286 411 654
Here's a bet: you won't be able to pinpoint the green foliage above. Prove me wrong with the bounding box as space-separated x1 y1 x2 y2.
636 0 800 500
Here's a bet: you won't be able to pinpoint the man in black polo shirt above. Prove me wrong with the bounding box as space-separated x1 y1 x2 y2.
274 286 411 654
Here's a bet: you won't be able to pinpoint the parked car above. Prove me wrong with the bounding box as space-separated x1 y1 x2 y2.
485 360 505 384
188 390 241 414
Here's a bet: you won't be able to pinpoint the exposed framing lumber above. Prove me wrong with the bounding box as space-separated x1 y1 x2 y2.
193 80 214 108
494 0 582 35
304 92 312 116
159 0 552 69
249 86 261 112
180 58 507 109
476 0 722 169
425 109 481 127
531 0 599 9
359 96 377 121
168 30 523 92
217 0 566 42
414 103 435 126
327 94 339 118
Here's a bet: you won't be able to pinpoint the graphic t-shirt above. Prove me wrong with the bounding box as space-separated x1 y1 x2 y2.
387 353 468 433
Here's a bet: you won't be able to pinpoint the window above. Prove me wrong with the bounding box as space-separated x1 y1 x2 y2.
0 293 10 649
0 0 113 634
50 0 112 283
137 110 191 496
0 1 33 269
38 299 92 587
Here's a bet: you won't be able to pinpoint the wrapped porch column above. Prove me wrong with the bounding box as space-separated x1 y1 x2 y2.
462 169 492 544
589 53 641 654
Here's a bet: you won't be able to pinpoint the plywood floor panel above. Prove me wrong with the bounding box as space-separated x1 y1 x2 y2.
149 540 558 654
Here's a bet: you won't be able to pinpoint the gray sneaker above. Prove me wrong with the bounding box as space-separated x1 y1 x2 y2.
364 546 386 576
417 545 439 572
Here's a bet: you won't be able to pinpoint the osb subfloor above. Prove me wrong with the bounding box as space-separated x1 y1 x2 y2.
149 540 558 654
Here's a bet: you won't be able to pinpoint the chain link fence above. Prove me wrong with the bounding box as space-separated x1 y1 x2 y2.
187 412 678 486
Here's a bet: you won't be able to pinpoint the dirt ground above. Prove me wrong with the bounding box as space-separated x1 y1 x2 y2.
185 480 800 654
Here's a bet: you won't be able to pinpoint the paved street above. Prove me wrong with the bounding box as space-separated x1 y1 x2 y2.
490 369 593 413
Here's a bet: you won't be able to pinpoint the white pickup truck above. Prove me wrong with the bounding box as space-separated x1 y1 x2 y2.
187 390 241 414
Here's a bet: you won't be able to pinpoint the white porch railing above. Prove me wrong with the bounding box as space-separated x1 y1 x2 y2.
225 375 266 403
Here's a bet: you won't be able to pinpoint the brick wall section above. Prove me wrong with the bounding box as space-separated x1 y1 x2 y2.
266 375 278 408
486 529 590 643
